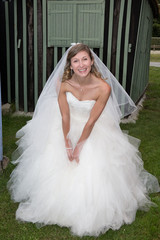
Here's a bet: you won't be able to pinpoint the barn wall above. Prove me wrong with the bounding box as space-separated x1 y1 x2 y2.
103 0 142 95
130 0 154 102
0 0 157 112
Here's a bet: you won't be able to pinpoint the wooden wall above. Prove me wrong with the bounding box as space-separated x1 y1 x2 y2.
0 0 158 112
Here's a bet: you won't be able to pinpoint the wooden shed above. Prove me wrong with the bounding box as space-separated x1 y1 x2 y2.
0 0 159 112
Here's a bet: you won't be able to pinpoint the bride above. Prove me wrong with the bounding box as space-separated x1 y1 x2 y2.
8 43 160 237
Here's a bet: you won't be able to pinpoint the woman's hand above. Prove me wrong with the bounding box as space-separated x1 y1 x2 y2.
72 147 79 163
66 147 73 161
65 138 73 161
73 142 84 163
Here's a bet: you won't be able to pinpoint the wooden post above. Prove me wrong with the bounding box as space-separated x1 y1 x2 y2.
54 47 58 68
22 0 28 112
14 0 19 111
115 0 125 81
122 0 132 90
5 1 11 103
42 0 47 87
107 1 114 70
34 0 38 107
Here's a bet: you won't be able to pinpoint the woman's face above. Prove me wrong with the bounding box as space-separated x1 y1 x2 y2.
70 51 93 78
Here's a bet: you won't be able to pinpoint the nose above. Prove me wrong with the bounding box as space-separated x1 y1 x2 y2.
79 60 83 67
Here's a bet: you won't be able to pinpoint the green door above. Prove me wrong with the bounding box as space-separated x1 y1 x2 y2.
47 0 105 58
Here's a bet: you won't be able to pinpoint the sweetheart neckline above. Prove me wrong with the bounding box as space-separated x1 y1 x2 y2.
66 92 96 103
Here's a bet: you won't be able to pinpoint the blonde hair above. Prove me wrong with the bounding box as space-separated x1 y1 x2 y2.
62 44 103 82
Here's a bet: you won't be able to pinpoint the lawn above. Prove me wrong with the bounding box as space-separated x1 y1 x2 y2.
150 53 160 62
0 67 160 240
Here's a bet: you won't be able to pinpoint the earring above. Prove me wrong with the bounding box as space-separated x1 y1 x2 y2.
70 68 73 75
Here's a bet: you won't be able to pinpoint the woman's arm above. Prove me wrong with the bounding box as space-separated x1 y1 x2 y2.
73 83 111 162
58 84 73 161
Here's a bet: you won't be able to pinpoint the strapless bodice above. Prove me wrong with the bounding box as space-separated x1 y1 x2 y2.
66 92 95 121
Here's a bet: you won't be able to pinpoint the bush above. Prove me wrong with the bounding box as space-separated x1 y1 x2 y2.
152 23 160 37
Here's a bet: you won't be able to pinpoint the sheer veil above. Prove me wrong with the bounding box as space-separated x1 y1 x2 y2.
13 44 137 160
34 44 136 120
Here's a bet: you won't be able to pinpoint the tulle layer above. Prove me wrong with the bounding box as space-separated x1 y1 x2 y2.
8 94 160 237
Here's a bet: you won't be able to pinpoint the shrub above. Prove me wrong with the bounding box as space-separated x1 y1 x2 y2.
152 23 160 37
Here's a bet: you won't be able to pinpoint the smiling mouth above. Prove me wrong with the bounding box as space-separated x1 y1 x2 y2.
78 68 87 72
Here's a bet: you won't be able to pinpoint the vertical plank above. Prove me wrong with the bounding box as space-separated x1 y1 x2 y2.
130 0 144 101
54 47 58 68
22 0 28 112
131 0 151 102
42 0 47 87
115 0 125 80
48 1 51 47
146 6 153 82
5 2 11 103
122 0 132 90
100 0 105 60
34 0 38 107
14 0 19 111
62 47 66 55
107 0 114 69
99 48 103 60
73 4 77 43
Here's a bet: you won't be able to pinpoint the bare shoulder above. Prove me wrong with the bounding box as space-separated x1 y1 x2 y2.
59 81 69 93
96 78 111 97
101 79 111 92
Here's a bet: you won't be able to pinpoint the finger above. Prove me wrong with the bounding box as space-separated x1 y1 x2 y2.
69 150 73 160
67 150 73 161
68 153 72 161
68 155 72 161
75 158 79 163
69 154 73 161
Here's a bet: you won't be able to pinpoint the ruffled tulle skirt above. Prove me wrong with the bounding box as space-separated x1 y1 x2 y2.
8 97 160 237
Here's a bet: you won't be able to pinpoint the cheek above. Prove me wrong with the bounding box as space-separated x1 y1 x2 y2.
87 60 93 66
71 63 78 71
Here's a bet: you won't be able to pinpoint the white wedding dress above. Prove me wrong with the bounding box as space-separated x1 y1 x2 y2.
8 91 160 237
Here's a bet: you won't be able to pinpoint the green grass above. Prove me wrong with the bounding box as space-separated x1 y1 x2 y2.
0 67 160 240
150 54 160 62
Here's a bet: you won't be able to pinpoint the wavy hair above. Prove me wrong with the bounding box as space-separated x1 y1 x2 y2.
62 44 103 82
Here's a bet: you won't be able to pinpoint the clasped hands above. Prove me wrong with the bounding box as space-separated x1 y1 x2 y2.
66 139 83 163
66 147 79 163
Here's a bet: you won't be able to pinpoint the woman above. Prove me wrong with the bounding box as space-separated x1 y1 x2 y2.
8 44 159 237
58 45 111 163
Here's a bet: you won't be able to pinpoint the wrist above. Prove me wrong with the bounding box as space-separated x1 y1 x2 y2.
65 139 72 149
